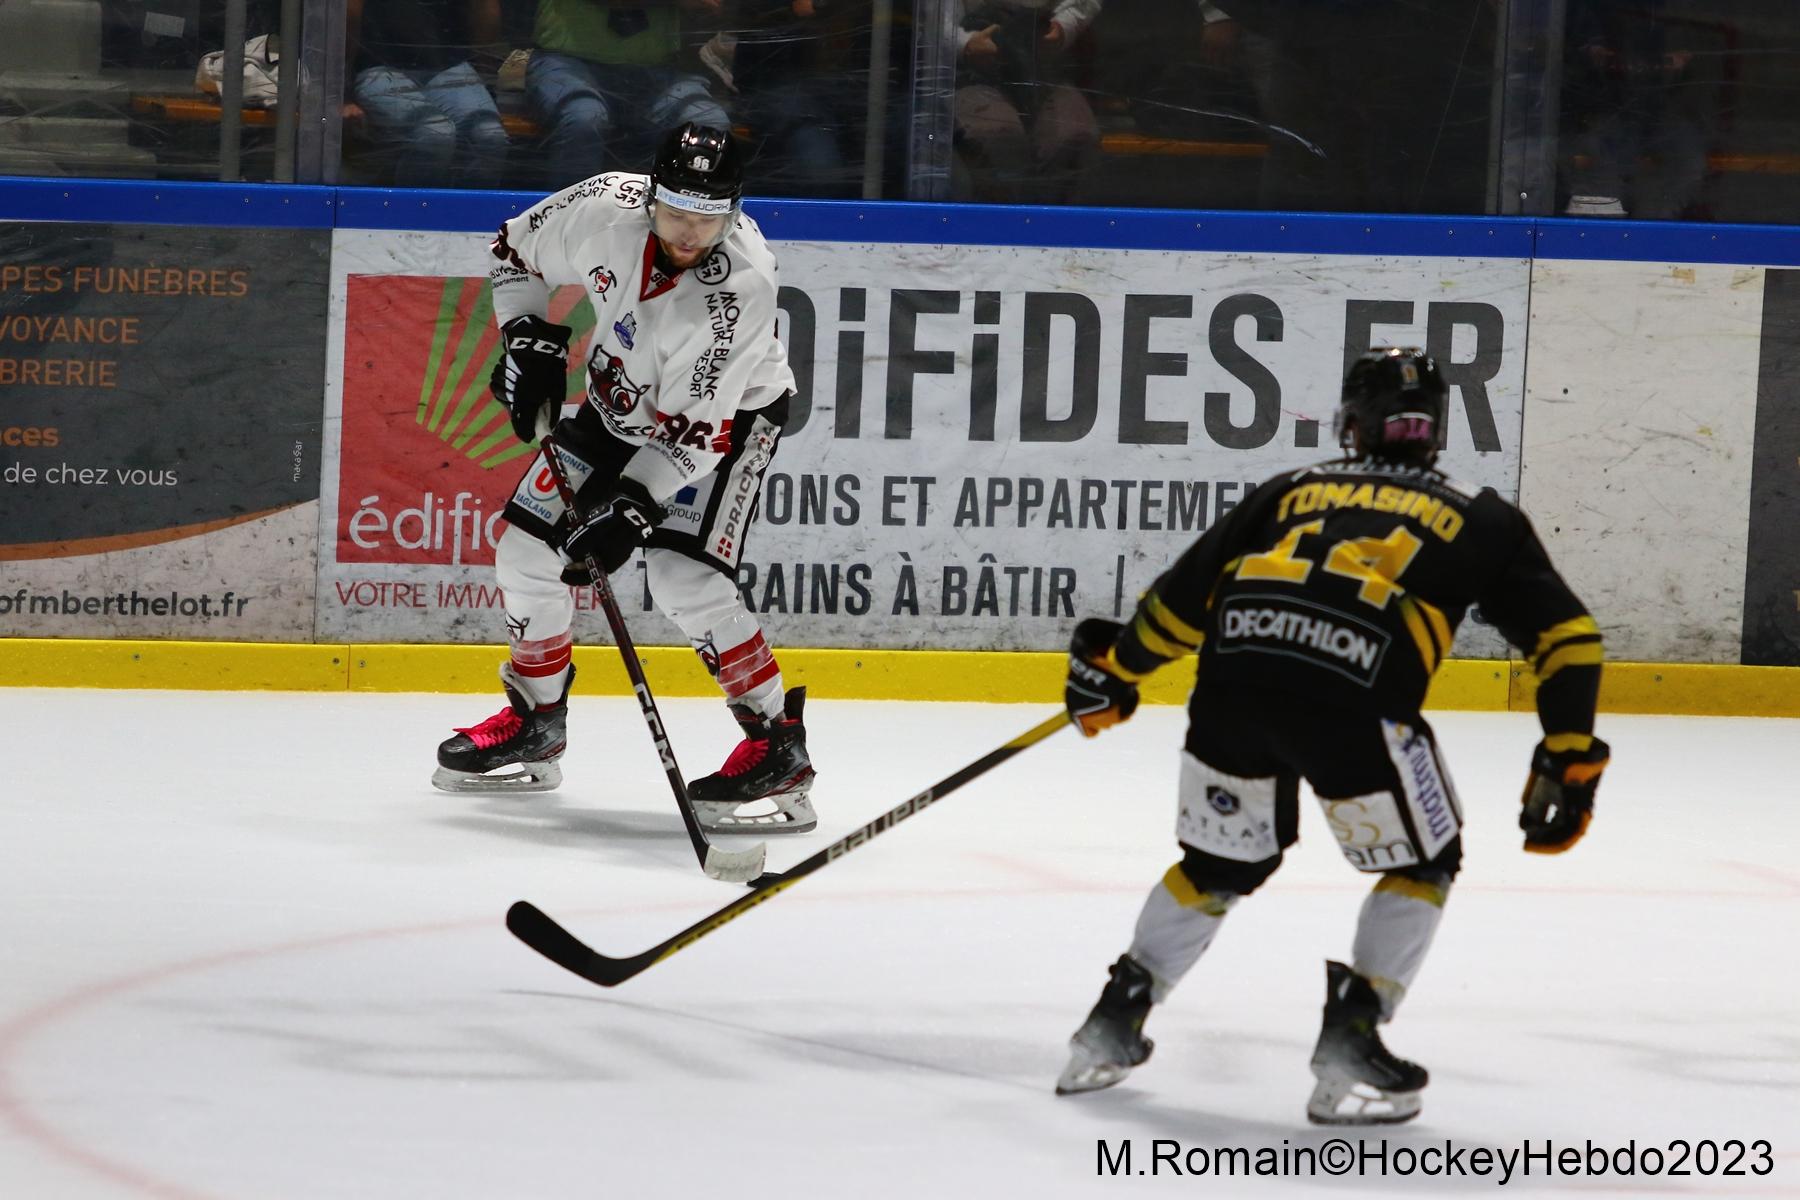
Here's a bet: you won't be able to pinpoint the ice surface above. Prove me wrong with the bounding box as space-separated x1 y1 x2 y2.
1 688 1795 1198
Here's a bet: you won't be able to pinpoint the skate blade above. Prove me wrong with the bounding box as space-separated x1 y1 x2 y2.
695 776 817 835
431 760 563 794
1054 1038 1138 1095
1305 1077 1422 1126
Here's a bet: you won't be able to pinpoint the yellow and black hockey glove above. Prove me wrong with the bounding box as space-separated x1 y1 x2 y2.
1519 735 1609 853
1065 618 1140 737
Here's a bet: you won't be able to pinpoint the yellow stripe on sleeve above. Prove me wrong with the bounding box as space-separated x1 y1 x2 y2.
1538 640 1604 682
1399 599 1440 674
1104 647 1156 683
1131 616 1192 662
1145 594 1206 648
1533 615 1601 661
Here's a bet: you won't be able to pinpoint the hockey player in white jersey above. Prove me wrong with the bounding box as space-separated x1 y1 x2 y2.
432 122 817 834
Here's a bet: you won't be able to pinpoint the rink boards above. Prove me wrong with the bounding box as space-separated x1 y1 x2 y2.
1 181 1798 708
2 638 1797 719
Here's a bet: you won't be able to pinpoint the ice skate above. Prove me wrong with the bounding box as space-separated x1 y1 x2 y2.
689 686 816 833
1056 955 1155 1095
432 664 573 794
1306 960 1428 1125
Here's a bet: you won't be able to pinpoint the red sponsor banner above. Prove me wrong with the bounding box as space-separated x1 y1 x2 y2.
335 275 592 566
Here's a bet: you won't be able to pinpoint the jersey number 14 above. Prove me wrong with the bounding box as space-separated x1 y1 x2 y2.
1234 520 1424 610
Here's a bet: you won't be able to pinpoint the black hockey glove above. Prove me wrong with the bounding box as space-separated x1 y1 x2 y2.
563 479 666 578
491 315 572 444
1519 735 1610 853
1065 617 1140 737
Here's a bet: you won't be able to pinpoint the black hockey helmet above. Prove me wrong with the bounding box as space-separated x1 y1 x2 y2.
1335 347 1449 465
649 122 744 236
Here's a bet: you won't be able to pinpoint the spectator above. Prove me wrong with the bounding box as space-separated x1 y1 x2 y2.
348 0 514 188
952 0 1101 204
527 0 732 189
702 0 865 198
1093 0 1259 141
1205 0 1493 214
1560 0 1707 219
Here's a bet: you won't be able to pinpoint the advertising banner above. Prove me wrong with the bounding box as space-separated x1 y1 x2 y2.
0 223 329 640
321 229 1528 652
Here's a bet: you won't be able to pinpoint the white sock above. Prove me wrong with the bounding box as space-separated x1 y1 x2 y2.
1125 865 1237 1004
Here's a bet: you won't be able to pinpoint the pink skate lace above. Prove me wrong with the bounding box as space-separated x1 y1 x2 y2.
717 735 770 777
454 706 522 749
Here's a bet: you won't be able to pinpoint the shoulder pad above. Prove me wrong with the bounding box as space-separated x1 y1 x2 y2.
1424 468 1482 501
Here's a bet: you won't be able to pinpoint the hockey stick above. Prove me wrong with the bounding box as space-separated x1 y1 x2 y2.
538 435 767 884
506 711 1068 987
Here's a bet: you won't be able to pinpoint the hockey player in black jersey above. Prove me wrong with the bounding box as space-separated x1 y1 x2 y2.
1054 347 1609 1124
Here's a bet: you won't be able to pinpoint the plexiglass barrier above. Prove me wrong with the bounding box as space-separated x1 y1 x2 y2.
1 0 1797 222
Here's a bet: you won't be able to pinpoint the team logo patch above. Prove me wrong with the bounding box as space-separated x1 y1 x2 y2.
587 348 650 416
1206 785 1240 816
588 265 616 296
696 250 731 285
613 312 637 349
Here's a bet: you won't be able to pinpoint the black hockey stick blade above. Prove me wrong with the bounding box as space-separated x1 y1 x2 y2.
507 711 1069 987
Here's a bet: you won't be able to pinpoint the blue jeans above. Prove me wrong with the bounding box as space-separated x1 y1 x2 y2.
526 51 729 189
740 79 854 198
353 62 511 188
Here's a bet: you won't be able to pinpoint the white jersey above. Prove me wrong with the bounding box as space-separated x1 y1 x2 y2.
489 171 797 502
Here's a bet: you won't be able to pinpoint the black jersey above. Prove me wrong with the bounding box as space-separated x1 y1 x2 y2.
1110 458 1603 736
